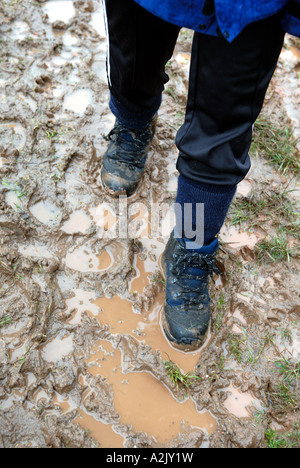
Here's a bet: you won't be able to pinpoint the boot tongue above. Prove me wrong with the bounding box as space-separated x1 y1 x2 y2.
165 232 219 309
171 229 220 280
173 226 219 254
120 129 135 142
183 237 219 254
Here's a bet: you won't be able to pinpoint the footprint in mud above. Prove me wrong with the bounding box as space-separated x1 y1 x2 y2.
219 224 262 249
43 0 76 24
65 243 108 273
10 20 31 42
41 333 74 363
29 200 62 227
61 210 93 235
0 122 27 150
18 243 55 260
64 240 128 274
64 89 94 115
221 382 264 418
89 202 118 235
64 289 100 325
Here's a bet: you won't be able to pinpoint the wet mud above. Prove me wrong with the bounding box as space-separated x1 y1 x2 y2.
0 0 299 448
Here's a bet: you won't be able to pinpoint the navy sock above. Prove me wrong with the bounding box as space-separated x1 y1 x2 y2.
175 174 237 246
109 93 161 130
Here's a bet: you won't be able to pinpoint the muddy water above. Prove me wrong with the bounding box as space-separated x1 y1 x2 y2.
219 225 261 249
57 238 217 446
64 89 94 115
43 1 76 23
83 343 216 447
221 383 263 418
94 289 202 374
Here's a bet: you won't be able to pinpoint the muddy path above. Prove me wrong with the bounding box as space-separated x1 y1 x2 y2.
0 0 299 449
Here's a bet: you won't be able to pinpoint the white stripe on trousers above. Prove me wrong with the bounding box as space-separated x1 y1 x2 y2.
101 0 112 87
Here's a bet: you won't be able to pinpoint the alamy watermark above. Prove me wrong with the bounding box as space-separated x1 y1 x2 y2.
92 195 204 248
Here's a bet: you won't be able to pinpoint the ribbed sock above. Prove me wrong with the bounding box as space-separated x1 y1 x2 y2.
109 93 161 130
175 174 237 247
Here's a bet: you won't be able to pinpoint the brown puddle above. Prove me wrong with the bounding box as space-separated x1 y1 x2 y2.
221 383 263 418
72 245 217 446
94 244 206 373
128 238 166 295
219 225 262 249
75 406 124 449
129 253 155 294
97 248 113 271
93 293 209 373
65 244 114 273
81 341 217 447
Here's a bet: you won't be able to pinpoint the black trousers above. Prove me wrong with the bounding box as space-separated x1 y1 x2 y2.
104 0 285 186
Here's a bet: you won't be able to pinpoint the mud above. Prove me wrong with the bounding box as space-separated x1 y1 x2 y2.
0 0 299 449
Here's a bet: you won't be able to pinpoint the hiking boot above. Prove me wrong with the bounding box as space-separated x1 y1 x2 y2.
101 117 157 197
161 230 219 352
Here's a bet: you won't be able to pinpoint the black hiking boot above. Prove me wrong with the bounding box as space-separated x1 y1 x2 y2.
161 230 219 352
101 117 157 197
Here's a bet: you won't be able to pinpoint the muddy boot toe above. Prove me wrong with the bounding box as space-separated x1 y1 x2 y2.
101 117 157 197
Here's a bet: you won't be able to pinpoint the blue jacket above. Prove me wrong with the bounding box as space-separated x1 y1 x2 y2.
133 0 300 42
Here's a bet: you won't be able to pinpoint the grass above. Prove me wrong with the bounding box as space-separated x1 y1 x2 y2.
228 329 275 365
231 196 267 226
251 117 300 176
165 86 181 105
250 331 274 364
1 178 27 199
231 188 300 230
207 356 225 383
227 330 299 414
264 425 300 448
228 333 246 363
272 355 300 386
255 232 297 262
213 292 227 332
163 357 201 394
0 316 11 327
270 382 299 411
151 275 166 286
279 327 293 345
268 355 300 412
230 187 300 263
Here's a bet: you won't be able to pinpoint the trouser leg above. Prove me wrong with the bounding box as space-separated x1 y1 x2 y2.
176 13 285 186
174 13 285 245
103 0 180 128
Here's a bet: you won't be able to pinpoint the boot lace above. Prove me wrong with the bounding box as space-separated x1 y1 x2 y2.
104 121 154 169
170 249 220 306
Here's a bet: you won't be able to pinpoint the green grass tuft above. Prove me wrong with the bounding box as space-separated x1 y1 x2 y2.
251 118 300 176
